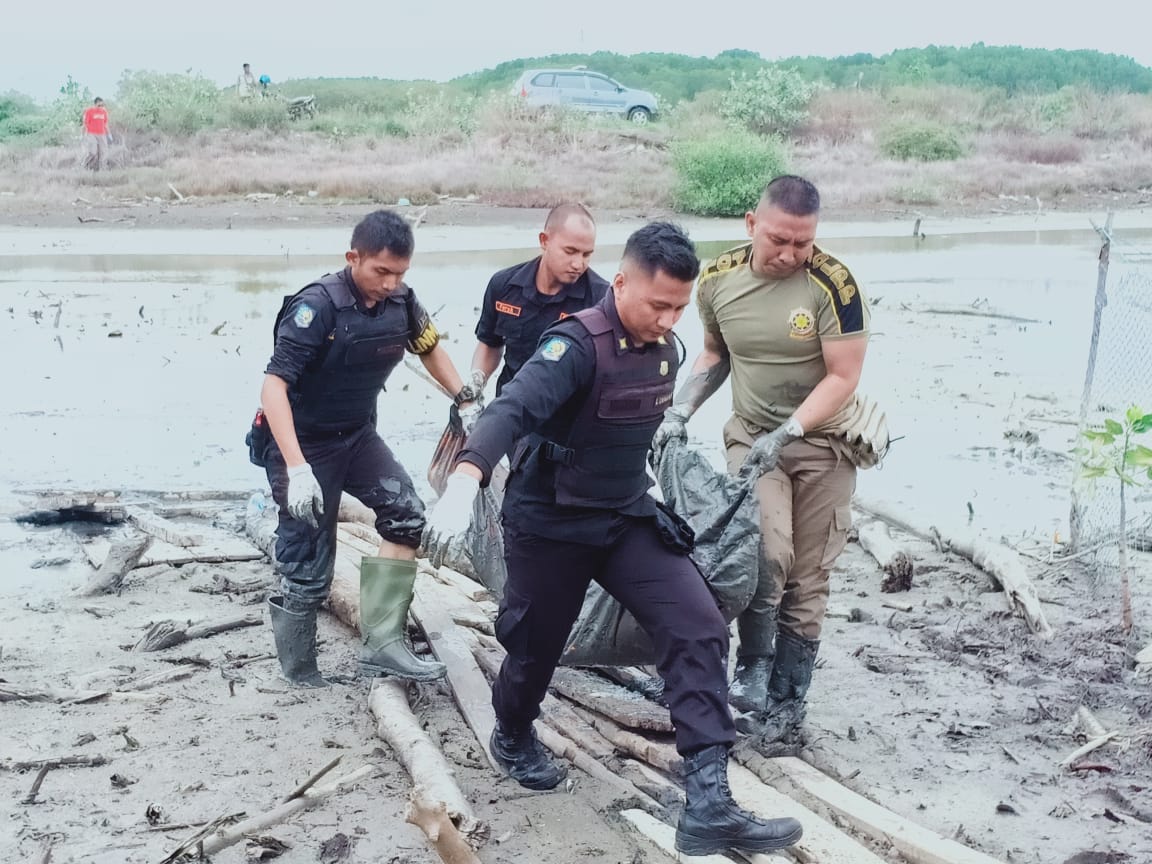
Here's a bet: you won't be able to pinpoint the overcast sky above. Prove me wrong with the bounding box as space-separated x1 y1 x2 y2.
4 0 1149 103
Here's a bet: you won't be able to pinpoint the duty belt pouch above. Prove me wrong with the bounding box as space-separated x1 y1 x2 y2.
652 500 695 555
245 408 270 467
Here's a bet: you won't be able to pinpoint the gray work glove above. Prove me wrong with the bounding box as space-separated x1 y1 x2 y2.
285 462 325 528
738 416 805 480
651 405 691 464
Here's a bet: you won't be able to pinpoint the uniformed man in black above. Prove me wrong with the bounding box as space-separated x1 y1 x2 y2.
468 203 609 400
424 223 803 857
258 209 478 687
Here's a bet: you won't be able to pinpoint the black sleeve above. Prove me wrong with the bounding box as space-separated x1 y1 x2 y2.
264 287 335 386
404 288 441 355
457 326 593 484
474 273 505 347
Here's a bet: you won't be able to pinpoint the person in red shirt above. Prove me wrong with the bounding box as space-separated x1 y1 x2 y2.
82 98 110 171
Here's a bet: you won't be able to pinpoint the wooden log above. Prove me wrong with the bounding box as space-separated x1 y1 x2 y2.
410 578 499 770
80 534 151 596
406 793 482 864
734 749 1004 864
727 761 890 864
0 683 167 705
132 613 262 652
368 679 485 842
432 566 492 603
6 754 110 772
84 535 263 569
569 705 682 774
338 493 377 529
857 521 915 593
549 667 673 732
854 497 1053 638
621 809 788 863
193 765 378 857
125 506 203 547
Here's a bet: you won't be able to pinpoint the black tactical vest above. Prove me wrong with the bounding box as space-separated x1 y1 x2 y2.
536 304 678 509
274 271 411 433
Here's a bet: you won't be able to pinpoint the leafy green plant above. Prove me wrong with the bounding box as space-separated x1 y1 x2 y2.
1077 405 1152 632
670 131 787 216
115 70 219 135
880 122 963 161
719 66 822 136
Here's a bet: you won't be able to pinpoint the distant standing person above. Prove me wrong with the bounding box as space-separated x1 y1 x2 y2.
468 203 609 401
238 63 257 98
82 98 110 172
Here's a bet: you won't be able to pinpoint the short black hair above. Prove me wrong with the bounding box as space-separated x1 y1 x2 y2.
350 210 415 259
94 97 104 104
760 175 820 217
544 202 594 233
622 222 700 283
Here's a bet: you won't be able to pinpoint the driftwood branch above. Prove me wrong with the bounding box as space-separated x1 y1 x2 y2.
855 497 1052 638
368 679 486 843
125 506 203 547
406 793 482 864
132 613 262 652
6 754 110 772
569 705 681 774
192 765 378 857
281 756 342 803
857 521 915 592
81 534 151 596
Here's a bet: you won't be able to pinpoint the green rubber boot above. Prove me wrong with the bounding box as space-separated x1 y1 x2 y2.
358 557 446 681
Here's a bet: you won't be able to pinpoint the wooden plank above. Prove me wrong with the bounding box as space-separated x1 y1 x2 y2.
550 667 673 733
757 756 1006 864
620 809 791 863
727 763 889 864
126 506 204 547
411 577 499 771
432 566 492 603
84 534 263 568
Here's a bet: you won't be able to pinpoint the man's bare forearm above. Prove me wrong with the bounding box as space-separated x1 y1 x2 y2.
470 343 503 382
673 348 731 418
419 344 466 399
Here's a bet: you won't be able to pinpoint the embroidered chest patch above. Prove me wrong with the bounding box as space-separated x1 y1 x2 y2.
788 307 816 339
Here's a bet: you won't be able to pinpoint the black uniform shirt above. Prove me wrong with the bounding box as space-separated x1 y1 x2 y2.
474 257 609 395
460 293 660 544
265 267 439 387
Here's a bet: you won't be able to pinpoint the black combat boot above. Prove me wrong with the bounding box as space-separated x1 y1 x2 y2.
675 744 803 855
756 628 820 743
490 722 568 791
729 608 778 714
267 596 328 688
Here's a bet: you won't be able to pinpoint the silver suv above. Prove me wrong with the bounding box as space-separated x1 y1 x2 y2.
513 69 658 124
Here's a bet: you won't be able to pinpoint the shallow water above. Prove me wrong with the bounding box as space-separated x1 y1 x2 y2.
2 219 1151 569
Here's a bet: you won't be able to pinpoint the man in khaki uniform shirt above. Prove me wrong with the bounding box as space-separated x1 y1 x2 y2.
653 175 870 742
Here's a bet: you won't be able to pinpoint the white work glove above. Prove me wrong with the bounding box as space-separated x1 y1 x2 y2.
458 401 483 435
423 472 480 568
651 405 691 464
738 416 805 481
285 462 325 528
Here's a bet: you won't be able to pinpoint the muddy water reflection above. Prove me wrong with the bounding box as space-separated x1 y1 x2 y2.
2 226 1150 543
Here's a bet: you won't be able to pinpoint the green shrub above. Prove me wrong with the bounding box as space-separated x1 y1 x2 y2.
880 122 963 161
115 70 220 135
225 98 289 131
719 66 822 136
671 131 788 216
0 115 49 137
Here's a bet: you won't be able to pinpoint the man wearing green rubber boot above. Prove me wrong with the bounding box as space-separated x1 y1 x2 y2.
254 209 479 686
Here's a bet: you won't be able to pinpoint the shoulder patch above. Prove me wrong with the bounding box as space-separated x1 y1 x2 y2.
806 246 865 334
540 336 571 362
700 243 752 283
293 303 316 328
807 247 859 308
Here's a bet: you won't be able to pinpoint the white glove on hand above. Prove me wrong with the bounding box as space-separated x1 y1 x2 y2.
651 405 691 464
458 401 483 435
423 472 480 567
738 416 805 481
285 462 325 528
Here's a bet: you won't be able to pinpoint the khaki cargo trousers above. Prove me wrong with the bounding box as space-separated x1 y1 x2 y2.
723 415 856 641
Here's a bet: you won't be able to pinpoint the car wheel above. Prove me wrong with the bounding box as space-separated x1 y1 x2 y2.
628 107 651 125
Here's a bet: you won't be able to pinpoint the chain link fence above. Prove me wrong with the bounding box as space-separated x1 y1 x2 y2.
1069 221 1152 569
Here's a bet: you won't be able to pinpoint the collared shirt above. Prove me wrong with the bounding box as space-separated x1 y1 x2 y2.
474 257 609 395
460 291 663 544
265 266 436 387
